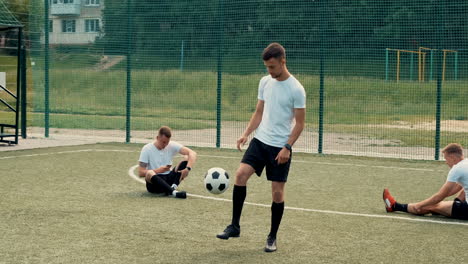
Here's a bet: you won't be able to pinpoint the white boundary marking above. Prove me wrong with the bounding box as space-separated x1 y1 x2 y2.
127 165 468 226
197 154 437 171
4 148 467 226
2 148 440 172
0 149 94 160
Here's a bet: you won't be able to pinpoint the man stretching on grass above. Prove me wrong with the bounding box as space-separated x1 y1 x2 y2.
383 143 468 220
138 126 197 199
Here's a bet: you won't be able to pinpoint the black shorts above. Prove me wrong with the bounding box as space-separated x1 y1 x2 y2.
241 137 291 182
451 198 468 220
146 161 187 194
146 171 180 194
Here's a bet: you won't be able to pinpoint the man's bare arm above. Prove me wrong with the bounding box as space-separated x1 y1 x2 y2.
287 108 305 146
243 100 264 137
179 147 197 169
275 108 305 164
138 162 148 177
138 162 171 177
456 188 466 201
415 181 462 211
237 100 264 151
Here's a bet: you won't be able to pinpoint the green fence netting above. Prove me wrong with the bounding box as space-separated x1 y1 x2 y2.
4 0 468 159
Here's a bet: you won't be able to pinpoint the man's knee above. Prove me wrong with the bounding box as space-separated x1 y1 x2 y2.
235 165 254 185
235 173 249 185
145 170 156 183
175 160 188 171
271 182 285 203
272 190 284 203
430 202 453 217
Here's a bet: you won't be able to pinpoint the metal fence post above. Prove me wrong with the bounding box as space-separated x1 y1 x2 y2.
44 0 50 138
126 0 133 143
216 0 224 148
180 40 185 72
318 0 326 154
434 0 445 160
385 48 389 81
20 38 27 138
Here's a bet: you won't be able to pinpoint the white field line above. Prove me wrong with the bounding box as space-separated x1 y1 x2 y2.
1 148 440 172
197 154 438 172
0 149 94 160
1 148 465 226
127 165 468 227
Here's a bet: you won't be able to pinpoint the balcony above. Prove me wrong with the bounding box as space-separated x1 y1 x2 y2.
51 2 81 16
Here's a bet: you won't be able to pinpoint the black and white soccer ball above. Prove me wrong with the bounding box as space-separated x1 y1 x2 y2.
204 167 230 194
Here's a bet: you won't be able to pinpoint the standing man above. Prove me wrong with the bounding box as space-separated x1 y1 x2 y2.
383 143 468 220
138 126 197 199
216 43 306 252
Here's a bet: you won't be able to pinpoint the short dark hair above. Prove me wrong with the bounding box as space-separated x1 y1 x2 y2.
262 42 286 61
158 126 172 138
442 143 463 157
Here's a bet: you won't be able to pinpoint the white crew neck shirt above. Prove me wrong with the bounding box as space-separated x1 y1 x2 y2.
447 158 468 201
254 75 306 148
138 141 183 175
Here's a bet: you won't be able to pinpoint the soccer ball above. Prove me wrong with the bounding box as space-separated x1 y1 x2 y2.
204 167 230 194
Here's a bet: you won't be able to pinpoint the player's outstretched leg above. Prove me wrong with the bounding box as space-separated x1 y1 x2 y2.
217 164 254 240
383 188 407 212
216 185 246 239
150 174 186 199
264 201 284 252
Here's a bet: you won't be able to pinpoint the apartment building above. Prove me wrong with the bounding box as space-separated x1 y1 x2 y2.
48 0 103 45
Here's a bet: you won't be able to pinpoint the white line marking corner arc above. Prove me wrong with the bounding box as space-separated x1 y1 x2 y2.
1 148 452 226
126 165 468 227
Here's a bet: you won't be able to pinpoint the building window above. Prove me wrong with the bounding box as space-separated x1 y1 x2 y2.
85 0 100 6
62 20 76 33
85 19 100 32
53 0 74 3
49 20 53 32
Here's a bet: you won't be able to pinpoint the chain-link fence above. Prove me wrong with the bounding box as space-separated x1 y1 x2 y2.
3 0 468 159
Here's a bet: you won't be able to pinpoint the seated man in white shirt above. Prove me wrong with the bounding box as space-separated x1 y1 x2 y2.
138 126 197 199
384 143 468 220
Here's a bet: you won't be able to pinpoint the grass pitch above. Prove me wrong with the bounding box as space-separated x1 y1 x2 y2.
1 143 467 263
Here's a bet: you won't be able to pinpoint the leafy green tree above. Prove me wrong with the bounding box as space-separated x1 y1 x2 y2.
4 0 29 29
97 0 468 66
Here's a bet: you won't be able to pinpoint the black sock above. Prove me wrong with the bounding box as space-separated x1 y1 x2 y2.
393 202 408 212
151 175 173 195
269 202 284 239
231 185 246 228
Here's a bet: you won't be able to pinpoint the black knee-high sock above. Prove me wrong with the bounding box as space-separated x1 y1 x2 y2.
231 185 246 228
269 202 284 238
151 175 173 195
393 202 408 212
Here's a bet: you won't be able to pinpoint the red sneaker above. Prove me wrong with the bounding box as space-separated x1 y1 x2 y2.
383 188 396 212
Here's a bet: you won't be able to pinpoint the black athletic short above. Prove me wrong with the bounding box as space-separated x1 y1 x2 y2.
241 137 291 182
451 198 468 220
146 161 187 194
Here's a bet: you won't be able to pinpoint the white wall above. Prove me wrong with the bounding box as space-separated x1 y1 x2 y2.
44 1 104 45
49 18 101 44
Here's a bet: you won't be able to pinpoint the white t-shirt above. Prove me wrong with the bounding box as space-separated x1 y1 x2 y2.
254 75 306 148
138 141 183 175
447 159 468 201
